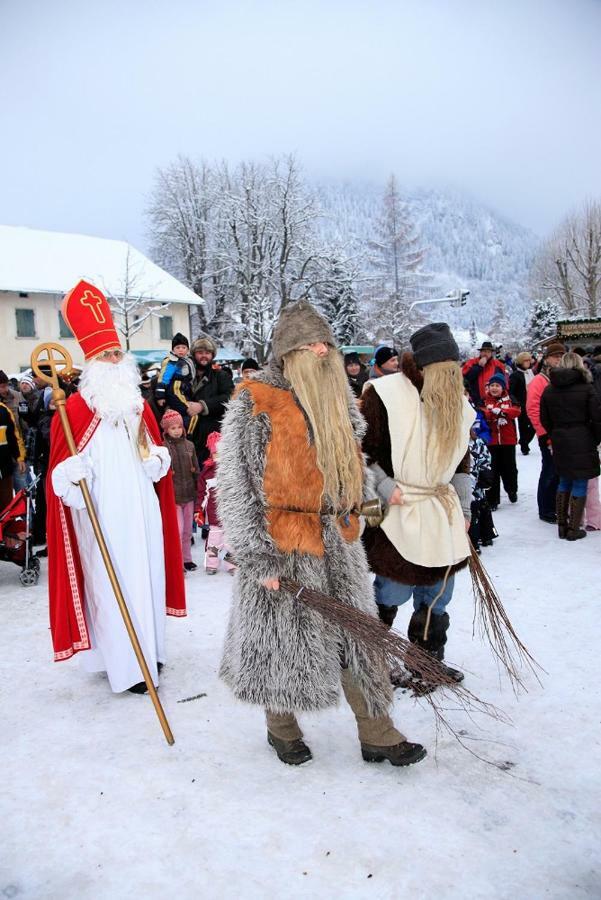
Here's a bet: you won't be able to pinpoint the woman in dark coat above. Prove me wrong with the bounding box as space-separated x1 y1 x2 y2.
540 352 601 541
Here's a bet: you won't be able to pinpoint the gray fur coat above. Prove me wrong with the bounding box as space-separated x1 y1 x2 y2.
217 363 392 716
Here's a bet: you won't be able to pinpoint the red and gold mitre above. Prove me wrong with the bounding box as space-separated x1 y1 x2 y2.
61 280 121 360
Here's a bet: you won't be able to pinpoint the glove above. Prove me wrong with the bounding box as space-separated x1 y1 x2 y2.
142 446 171 482
51 455 93 510
491 407 501 416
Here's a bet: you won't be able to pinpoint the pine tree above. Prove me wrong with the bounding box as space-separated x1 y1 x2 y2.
314 257 360 344
368 175 430 347
528 296 562 343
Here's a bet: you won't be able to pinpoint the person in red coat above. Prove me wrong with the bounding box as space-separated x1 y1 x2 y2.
482 373 521 509
462 340 507 406
47 281 185 695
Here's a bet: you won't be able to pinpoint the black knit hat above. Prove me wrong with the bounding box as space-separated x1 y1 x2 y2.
0 370 8 385
172 332 189 350
410 323 459 368
241 358 260 371
344 352 361 367
374 346 398 367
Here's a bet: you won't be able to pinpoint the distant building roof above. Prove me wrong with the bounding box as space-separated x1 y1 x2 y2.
0 224 202 306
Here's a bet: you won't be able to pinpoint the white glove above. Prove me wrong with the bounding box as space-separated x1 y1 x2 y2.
142 446 171 482
491 407 501 416
51 455 93 510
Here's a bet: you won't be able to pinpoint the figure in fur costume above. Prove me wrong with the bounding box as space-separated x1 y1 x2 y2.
217 300 426 767
361 323 474 686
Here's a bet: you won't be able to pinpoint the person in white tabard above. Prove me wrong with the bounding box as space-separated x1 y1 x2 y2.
46 280 186 694
361 322 474 685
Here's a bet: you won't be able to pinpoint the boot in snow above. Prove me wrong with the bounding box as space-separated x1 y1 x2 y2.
556 490 570 539
407 606 464 684
566 495 587 541
361 741 427 767
267 732 312 766
377 603 398 628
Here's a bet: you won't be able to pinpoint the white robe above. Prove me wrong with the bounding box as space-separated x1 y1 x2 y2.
52 416 170 692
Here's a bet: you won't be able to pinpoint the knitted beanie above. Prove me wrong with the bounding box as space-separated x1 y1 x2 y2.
191 335 218 357
487 373 507 388
410 323 459 368
0 370 8 385
171 332 189 350
344 352 361 367
374 346 398 367
161 409 184 431
545 341 567 358
241 358 260 371
271 300 336 365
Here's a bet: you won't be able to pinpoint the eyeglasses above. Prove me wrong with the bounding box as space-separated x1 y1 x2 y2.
99 349 124 362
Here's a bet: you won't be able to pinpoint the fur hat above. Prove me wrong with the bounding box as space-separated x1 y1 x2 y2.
410 323 459 368
241 357 260 371
344 352 361 367
191 336 218 357
271 300 336 365
487 373 507 389
515 351 532 367
161 409 184 431
171 332 189 350
545 341 567 358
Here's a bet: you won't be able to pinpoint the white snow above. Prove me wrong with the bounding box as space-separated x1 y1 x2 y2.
2 449 600 899
0 225 202 305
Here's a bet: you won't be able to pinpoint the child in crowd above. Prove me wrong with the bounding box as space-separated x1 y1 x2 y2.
482 373 521 510
195 431 236 575
468 427 497 551
155 333 196 415
161 409 200 571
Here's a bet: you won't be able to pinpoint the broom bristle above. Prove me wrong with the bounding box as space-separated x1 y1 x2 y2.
279 577 506 732
468 542 542 692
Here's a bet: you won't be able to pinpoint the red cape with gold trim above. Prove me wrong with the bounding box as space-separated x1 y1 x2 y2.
47 393 186 662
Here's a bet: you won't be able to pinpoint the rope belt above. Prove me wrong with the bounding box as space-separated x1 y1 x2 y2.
397 481 457 524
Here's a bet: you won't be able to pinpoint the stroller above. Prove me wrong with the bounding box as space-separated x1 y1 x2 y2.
0 476 41 586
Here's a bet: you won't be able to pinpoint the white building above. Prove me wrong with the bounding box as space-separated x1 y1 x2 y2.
0 225 203 372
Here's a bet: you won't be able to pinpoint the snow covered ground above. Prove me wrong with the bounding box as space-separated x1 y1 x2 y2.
2 448 600 899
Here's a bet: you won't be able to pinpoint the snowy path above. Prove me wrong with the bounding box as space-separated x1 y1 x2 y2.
2 449 600 899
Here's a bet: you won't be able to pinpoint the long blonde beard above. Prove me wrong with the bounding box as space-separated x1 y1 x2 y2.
420 360 465 477
283 349 363 513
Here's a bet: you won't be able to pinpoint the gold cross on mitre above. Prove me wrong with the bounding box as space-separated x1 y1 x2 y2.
80 289 106 324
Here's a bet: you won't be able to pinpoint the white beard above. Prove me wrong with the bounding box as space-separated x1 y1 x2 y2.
79 354 144 425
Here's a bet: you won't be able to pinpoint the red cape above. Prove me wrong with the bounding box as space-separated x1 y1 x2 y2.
47 393 186 662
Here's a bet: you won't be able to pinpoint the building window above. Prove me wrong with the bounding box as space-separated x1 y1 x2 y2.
15 308 36 338
19 292 29 298
58 312 73 338
159 315 173 340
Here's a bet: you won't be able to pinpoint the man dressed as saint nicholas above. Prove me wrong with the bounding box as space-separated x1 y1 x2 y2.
47 281 185 694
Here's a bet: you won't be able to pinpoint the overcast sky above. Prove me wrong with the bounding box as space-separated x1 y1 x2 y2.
1 0 600 249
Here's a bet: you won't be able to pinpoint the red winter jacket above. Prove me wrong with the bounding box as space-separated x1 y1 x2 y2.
483 394 521 446
462 356 507 405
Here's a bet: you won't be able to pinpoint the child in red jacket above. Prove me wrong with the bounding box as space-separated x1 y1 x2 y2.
195 431 236 575
483 373 521 510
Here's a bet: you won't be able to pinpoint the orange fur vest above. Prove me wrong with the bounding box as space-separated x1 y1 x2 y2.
243 381 360 557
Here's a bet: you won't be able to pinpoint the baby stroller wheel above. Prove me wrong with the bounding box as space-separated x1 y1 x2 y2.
20 568 39 587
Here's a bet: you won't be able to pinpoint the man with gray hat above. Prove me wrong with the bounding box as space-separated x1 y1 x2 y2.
362 323 474 686
217 300 426 768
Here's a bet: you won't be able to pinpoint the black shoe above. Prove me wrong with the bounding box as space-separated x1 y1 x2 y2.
437 661 464 683
184 562 197 571
35 546 48 558
267 732 312 765
508 493 518 503
361 741 427 767
520 447 530 455
128 681 149 694
539 514 557 524
482 539 493 547
490 504 499 512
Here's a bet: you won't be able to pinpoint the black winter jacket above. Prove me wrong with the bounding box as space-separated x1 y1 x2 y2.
540 369 601 480
180 365 234 462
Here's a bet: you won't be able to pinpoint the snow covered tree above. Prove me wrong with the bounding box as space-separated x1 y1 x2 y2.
530 199 601 318
368 175 430 346
102 246 170 351
313 255 361 344
528 296 562 344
